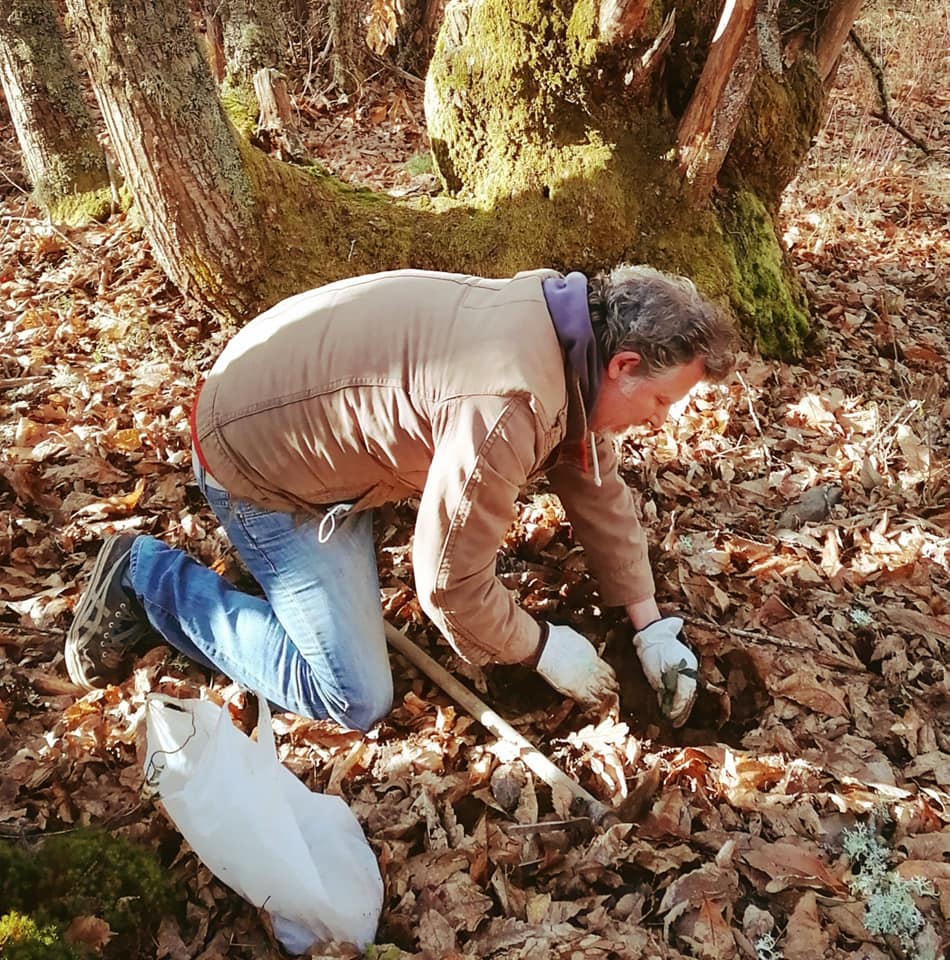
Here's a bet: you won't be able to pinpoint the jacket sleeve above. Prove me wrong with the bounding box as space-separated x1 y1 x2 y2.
412 396 548 666
546 434 656 606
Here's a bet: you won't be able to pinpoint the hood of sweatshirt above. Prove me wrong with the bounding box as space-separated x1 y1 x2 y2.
542 272 604 416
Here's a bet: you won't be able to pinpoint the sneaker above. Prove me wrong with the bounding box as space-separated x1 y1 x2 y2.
65 534 152 689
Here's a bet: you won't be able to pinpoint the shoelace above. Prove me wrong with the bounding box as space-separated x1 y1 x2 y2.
98 602 151 667
79 557 148 666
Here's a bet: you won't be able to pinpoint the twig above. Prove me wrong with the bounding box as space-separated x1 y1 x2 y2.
686 617 867 673
0 622 60 637
0 215 96 258
0 167 30 197
0 376 45 390
849 29 932 155
384 622 612 823
368 52 425 87
735 371 771 466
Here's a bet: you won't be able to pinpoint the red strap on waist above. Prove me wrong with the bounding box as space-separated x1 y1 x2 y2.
189 381 211 472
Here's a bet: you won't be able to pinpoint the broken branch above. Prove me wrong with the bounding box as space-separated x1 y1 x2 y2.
677 0 759 197
598 0 651 44
848 29 933 155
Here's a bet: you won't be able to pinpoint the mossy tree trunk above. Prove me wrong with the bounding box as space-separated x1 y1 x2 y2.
423 0 863 357
63 0 861 352
209 0 295 148
0 0 111 222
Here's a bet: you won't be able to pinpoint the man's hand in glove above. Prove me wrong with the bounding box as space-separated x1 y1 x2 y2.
535 623 618 707
633 616 698 727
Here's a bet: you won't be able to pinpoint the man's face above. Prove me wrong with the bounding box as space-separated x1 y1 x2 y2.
589 352 706 435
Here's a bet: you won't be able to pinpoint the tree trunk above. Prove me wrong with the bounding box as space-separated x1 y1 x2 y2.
220 0 286 83
328 0 368 95
210 0 295 147
377 0 445 77
676 0 759 196
0 0 110 222
816 0 866 81
422 0 857 357
66 0 266 318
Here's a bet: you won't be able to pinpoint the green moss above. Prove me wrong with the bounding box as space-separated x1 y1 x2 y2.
426 0 604 202
0 912 87 960
404 151 434 176
219 80 259 139
0 829 177 959
724 54 825 204
364 945 407 960
0 842 42 911
49 187 115 225
722 188 810 358
565 0 599 64
38 830 175 934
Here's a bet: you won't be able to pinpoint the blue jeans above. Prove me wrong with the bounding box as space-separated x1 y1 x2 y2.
126 456 394 731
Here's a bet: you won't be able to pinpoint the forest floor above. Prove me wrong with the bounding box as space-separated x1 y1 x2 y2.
1 2 949 958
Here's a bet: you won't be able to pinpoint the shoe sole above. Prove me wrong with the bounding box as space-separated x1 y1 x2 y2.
65 534 129 690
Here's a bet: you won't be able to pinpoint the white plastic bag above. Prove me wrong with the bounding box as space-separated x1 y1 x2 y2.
144 692 383 954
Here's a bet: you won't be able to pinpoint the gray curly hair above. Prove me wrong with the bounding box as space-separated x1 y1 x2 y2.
588 264 736 382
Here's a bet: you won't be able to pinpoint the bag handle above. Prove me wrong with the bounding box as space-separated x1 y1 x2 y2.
254 692 278 762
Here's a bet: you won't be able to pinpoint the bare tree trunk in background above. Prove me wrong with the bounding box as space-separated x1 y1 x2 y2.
213 0 303 156
328 0 368 95
66 0 265 318
0 0 110 221
277 0 312 55
219 0 287 83
390 0 444 76
816 0 866 80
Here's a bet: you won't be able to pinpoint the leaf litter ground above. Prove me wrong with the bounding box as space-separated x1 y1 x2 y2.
1 7 949 958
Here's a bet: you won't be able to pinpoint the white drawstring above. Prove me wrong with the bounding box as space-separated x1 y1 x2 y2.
590 432 602 487
317 503 350 543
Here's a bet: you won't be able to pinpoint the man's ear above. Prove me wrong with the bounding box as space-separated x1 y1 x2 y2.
606 350 642 380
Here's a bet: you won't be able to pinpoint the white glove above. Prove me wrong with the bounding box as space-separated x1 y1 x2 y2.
536 623 619 707
633 616 698 727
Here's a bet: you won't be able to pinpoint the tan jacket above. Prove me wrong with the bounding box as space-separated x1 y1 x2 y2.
193 270 654 664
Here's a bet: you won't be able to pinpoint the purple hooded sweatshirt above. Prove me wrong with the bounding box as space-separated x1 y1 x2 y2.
542 271 605 415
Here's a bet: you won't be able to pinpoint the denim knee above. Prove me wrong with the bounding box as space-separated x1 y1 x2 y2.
330 683 394 733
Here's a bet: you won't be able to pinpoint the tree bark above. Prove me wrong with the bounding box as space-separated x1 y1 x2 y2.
676 0 759 196
204 9 227 85
220 0 287 84
66 0 265 318
0 0 110 221
253 67 305 160
328 0 368 94
421 0 832 357
598 0 650 44
815 0 866 81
